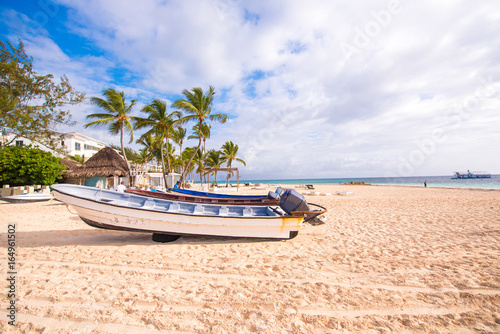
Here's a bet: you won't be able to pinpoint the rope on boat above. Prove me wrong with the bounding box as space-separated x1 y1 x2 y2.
65 204 79 215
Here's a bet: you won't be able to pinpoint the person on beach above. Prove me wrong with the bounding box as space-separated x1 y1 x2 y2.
424 181 427 187
117 181 126 192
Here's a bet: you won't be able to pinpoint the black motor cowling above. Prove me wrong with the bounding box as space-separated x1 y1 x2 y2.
267 191 279 200
267 187 284 200
279 189 309 215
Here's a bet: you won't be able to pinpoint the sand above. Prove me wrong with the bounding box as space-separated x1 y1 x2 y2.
0 184 499 333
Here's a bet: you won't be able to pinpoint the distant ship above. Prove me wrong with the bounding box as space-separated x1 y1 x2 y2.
452 170 491 179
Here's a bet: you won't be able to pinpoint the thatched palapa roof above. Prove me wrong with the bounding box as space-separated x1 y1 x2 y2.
61 158 82 170
65 147 129 178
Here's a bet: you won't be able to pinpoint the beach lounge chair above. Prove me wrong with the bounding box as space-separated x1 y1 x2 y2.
306 184 315 190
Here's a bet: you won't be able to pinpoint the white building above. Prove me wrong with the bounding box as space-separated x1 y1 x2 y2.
0 130 107 159
1 129 185 189
58 132 107 158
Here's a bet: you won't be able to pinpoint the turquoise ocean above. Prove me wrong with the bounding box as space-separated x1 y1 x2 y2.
231 175 500 190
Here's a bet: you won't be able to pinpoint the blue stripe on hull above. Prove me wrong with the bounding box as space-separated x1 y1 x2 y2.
169 188 265 199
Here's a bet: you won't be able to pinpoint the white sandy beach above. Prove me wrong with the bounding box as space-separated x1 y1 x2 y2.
1 184 499 333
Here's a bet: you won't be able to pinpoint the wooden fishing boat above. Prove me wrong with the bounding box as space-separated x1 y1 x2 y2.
0 193 53 203
51 184 324 241
126 188 279 206
452 170 491 179
169 187 265 199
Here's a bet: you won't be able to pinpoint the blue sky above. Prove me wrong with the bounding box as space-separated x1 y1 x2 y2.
1 0 500 179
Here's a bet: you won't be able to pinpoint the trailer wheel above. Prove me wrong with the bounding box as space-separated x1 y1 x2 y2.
152 233 180 243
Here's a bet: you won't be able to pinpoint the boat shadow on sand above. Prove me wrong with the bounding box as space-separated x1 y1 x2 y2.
2 222 323 248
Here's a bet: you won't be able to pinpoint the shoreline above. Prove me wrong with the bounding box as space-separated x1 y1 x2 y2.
1 184 499 333
206 182 500 193
214 174 500 190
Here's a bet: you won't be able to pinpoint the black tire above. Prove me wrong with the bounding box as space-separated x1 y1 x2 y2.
152 233 181 243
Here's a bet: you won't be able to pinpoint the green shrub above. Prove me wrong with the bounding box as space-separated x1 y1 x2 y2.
0 146 66 186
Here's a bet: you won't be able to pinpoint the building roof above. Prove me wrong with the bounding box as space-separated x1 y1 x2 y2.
65 147 129 178
55 131 108 146
60 158 82 170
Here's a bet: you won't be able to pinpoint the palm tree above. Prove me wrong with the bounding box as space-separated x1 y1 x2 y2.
192 149 207 187
135 99 181 188
109 144 140 165
136 133 158 165
173 86 228 183
85 88 138 171
135 147 153 165
163 141 176 169
188 123 211 153
206 149 225 185
171 127 187 172
124 146 140 163
69 154 85 164
181 147 197 183
170 154 183 175
221 141 246 186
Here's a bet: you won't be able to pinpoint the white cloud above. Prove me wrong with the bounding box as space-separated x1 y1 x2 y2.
3 0 500 178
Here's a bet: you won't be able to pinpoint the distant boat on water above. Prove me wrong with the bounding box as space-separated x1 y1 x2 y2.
452 170 491 179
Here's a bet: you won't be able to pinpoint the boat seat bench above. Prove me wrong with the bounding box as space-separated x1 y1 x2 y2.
99 194 281 218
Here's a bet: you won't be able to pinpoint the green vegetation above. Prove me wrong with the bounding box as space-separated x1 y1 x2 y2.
68 154 85 164
135 99 182 187
85 88 138 171
0 39 84 152
221 141 246 186
99 85 244 187
0 146 66 186
206 149 224 184
172 86 228 183
1 37 245 184
171 127 187 172
85 86 241 185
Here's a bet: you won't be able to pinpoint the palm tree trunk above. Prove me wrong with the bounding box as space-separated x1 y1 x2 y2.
120 124 132 186
179 142 183 174
180 126 203 183
165 136 172 174
226 161 232 187
120 124 130 171
181 143 200 183
159 141 168 189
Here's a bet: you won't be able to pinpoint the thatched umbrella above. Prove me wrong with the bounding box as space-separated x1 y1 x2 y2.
60 158 83 184
65 147 129 178
60 158 82 171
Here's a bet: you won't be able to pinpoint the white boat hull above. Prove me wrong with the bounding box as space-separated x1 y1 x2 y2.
52 185 303 239
1 193 53 203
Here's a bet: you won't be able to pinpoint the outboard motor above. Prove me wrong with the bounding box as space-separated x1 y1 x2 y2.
279 189 310 215
267 191 279 200
267 187 284 200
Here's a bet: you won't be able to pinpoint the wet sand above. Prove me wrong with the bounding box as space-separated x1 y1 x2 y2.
0 184 499 333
